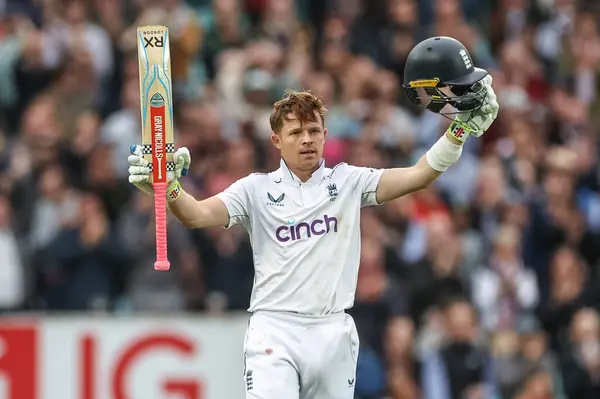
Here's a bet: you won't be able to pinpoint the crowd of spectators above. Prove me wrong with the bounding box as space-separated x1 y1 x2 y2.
2 0 600 398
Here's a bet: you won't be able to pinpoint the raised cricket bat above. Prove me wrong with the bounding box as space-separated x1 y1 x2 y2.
137 25 174 271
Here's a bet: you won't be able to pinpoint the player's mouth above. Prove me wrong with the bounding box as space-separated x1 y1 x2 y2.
300 149 317 157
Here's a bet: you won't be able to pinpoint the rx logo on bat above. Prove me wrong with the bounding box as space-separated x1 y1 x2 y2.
143 36 164 48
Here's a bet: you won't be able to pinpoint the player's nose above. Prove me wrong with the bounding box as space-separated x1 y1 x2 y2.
301 132 314 144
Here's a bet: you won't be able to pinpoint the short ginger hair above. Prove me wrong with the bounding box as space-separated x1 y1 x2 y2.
269 89 327 133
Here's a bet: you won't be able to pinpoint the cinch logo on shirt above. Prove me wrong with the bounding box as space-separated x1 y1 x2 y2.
275 215 338 242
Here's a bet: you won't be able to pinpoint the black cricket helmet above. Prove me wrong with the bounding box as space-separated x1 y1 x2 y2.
402 36 488 119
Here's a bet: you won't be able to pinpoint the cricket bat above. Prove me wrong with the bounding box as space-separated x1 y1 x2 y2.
137 25 174 271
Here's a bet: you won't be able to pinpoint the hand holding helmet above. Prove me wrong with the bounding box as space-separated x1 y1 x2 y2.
402 36 499 142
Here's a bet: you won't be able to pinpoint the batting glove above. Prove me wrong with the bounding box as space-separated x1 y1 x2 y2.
447 74 499 142
128 145 191 202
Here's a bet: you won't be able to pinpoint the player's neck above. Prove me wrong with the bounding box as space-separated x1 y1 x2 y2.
286 162 320 183
296 171 313 183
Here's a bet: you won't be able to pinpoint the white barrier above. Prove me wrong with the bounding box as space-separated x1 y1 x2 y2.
0 313 251 399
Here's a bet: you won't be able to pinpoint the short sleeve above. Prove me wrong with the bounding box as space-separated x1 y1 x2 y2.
215 176 252 229
344 164 384 207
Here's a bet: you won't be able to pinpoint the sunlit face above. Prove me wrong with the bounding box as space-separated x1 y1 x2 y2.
271 111 327 174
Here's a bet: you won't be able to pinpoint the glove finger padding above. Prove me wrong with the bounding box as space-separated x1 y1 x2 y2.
128 144 154 196
129 174 149 184
482 85 499 118
128 165 150 176
129 144 144 158
128 145 151 180
128 154 149 167
481 74 493 86
465 80 499 138
173 147 191 177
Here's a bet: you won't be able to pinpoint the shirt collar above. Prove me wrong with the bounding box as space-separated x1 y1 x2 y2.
279 158 326 184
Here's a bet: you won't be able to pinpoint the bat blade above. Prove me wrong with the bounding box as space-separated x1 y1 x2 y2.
137 25 174 271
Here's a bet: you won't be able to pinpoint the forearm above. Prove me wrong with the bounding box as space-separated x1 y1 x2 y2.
381 156 440 200
168 189 228 229
168 190 200 228
376 132 463 203
421 130 464 180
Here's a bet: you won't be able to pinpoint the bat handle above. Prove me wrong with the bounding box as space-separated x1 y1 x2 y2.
153 182 171 271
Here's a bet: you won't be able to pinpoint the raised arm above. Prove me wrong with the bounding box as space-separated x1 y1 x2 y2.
376 132 462 204
168 193 229 229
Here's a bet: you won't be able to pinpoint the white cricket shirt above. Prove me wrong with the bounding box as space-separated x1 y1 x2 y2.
215 158 384 315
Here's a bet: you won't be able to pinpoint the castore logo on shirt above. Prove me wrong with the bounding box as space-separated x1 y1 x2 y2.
267 192 285 207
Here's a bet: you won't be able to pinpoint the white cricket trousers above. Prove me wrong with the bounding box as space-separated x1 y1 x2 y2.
243 310 360 399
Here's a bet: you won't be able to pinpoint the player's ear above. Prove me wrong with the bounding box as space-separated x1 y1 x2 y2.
323 128 328 140
271 132 281 149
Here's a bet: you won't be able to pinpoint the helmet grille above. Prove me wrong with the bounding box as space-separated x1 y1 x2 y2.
402 80 487 121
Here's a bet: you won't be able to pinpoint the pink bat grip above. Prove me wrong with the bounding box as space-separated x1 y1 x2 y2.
153 182 170 271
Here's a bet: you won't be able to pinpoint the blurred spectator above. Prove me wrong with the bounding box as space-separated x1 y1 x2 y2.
559 307 600 399
491 315 566 398
538 245 599 351
407 214 469 326
36 191 130 311
118 191 203 312
0 194 25 310
421 298 496 399
350 233 411 397
100 67 141 178
512 366 558 399
28 162 80 254
385 318 420 399
472 223 539 332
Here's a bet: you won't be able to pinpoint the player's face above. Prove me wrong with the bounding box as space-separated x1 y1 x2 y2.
271 111 327 173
